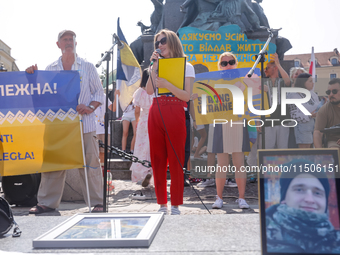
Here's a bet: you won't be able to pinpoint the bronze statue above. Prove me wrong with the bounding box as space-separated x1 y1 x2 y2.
132 0 164 64
177 0 199 33
130 36 144 65
137 21 150 34
130 0 291 66
182 0 222 31
209 0 261 33
178 0 263 33
249 0 269 28
138 0 164 35
240 0 269 32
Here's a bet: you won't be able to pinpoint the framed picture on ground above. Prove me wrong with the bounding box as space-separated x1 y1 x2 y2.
258 149 340 254
33 213 164 248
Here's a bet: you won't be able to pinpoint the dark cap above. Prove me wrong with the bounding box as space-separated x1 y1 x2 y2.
279 159 330 212
58 30 76 41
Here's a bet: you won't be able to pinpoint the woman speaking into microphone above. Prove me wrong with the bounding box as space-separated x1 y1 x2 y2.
146 29 195 215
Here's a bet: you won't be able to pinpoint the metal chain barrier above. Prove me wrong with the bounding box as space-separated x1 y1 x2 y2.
98 139 210 214
98 140 192 176
98 140 152 168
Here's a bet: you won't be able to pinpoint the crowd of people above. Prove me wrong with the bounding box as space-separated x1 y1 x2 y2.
24 28 340 232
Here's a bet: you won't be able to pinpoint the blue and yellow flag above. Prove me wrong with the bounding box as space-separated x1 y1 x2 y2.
116 18 141 111
0 71 84 176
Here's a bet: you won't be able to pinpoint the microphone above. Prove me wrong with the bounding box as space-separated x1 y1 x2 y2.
95 34 122 68
150 49 162 66
113 33 123 47
267 28 282 33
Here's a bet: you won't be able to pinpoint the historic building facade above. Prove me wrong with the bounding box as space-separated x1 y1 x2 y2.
0 39 19 72
284 49 340 96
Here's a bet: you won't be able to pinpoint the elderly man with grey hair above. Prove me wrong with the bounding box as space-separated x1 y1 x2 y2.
26 30 105 214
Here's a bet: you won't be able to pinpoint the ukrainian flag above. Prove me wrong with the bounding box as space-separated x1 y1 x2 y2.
0 71 84 176
116 18 141 111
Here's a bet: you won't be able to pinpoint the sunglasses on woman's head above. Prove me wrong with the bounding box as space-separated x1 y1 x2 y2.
326 89 339 95
220 59 236 67
155 37 167 49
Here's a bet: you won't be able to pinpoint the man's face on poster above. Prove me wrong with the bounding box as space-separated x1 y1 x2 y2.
283 173 327 214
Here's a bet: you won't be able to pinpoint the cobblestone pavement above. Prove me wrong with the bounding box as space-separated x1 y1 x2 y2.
7 179 259 217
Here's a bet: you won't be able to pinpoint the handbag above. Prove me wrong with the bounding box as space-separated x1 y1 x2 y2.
0 197 21 237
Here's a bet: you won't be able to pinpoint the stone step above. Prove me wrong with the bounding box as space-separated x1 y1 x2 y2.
107 158 132 170
105 159 132 180
104 159 171 181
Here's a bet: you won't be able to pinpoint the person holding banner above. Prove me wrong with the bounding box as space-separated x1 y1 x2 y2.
261 53 291 148
26 30 105 214
146 29 195 215
212 52 250 210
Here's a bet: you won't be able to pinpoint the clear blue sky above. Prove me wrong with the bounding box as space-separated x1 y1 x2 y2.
1 0 339 72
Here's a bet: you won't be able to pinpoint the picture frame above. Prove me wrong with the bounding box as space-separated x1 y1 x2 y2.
258 148 340 255
33 213 164 248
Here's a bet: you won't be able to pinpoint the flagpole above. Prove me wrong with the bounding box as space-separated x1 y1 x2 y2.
96 35 119 212
74 35 92 213
116 81 120 119
247 28 278 149
309 47 316 90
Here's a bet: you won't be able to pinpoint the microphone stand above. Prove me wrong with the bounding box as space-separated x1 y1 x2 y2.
247 28 275 149
96 34 119 212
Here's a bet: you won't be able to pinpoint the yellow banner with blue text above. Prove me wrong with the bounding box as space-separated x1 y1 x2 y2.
0 71 84 176
193 68 269 126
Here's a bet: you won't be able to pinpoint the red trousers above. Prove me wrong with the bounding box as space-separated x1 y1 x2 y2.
148 97 186 206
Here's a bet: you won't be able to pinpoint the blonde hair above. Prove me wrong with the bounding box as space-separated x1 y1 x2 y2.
218 52 238 70
154 29 185 58
289 67 307 79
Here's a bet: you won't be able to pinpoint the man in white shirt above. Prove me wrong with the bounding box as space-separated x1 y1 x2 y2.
26 30 105 213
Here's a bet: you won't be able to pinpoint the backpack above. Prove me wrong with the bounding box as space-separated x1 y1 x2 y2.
0 197 21 237
2 174 41 206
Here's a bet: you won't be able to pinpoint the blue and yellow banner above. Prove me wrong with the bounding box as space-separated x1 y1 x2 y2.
178 25 276 72
193 68 269 125
0 71 84 176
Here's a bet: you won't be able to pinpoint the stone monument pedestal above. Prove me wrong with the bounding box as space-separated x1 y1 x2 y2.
141 34 155 69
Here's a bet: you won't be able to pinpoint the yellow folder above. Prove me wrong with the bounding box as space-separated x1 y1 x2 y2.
158 57 186 95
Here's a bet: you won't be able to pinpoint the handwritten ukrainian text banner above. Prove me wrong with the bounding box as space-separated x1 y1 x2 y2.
178 25 276 72
0 71 84 176
193 68 269 125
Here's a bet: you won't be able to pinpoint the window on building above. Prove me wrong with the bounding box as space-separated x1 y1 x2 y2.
330 74 337 80
331 57 338 65
309 58 318 66
294 59 300 67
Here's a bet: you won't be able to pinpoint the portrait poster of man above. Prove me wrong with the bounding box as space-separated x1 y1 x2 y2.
258 149 340 254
